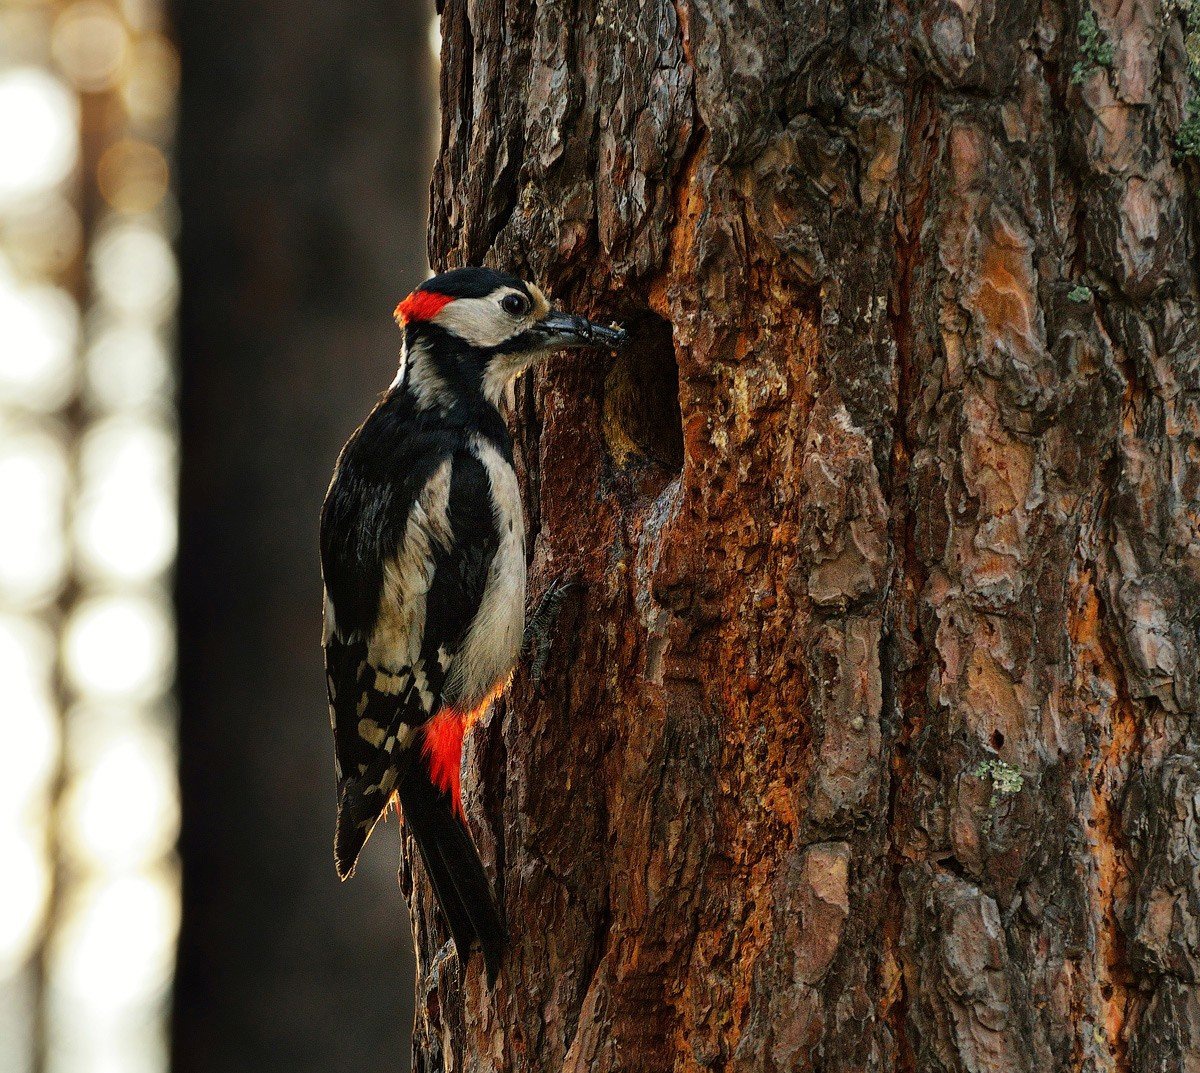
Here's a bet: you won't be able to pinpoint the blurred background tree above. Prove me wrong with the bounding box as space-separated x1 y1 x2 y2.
172 1 434 1069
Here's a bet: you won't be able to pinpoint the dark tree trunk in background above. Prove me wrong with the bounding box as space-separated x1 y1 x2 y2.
172 2 433 1069
415 1 1200 1070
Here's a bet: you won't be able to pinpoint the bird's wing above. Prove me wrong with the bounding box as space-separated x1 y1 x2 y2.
417 447 502 679
322 448 500 878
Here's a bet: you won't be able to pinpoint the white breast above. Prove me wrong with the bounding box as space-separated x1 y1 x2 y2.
447 434 526 709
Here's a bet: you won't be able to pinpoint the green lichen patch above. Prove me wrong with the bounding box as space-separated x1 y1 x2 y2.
1072 9 1115 85
1167 0 1200 74
973 758 1025 808
1179 102 1200 158
1067 284 1093 303
1168 0 1200 156
1189 13 1200 82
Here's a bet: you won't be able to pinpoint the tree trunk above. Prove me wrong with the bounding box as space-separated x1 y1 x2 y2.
412 1 1200 1070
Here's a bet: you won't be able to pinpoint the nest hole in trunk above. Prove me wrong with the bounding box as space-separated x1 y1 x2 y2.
601 310 684 476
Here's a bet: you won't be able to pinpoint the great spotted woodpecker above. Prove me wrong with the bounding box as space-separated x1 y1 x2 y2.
320 267 624 983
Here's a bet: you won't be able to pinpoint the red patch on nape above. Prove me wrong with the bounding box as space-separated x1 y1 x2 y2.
422 708 466 820
394 289 453 325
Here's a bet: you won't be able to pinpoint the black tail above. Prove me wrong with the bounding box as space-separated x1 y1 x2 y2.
397 764 506 986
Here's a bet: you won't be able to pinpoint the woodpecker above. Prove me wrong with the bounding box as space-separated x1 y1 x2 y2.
320 267 624 984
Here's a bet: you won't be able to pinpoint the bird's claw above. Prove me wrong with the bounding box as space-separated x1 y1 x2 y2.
422 938 459 994
525 574 579 682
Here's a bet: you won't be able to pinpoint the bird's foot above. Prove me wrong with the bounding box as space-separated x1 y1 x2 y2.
525 573 579 682
427 939 458 988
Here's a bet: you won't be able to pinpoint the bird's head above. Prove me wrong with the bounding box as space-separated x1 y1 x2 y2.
392 267 625 410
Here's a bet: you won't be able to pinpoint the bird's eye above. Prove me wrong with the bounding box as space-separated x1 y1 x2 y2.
501 293 530 317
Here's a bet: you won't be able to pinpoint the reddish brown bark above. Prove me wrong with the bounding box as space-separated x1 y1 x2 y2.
408 1 1200 1070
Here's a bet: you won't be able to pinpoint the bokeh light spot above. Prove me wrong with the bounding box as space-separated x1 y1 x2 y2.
120 35 178 126
52 2 129 93
63 594 173 700
97 139 169 214
0 268 79 411
83 322 172 410
0 614 60 819
61 727 179 870
0 68 79 206
0 834 52 975
91 220 177 318
75 417 177 583
47 870 179 1073
0 423 70 605
2 195 83 277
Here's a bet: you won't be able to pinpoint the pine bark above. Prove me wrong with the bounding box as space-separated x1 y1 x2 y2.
412 1 1200 1071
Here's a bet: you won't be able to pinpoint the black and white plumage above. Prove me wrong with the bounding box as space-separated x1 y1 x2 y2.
320 267 624 984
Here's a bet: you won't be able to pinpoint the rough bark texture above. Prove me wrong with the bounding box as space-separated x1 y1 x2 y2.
413 1 1200 1071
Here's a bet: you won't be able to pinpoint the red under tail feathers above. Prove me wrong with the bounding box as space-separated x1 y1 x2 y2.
422 709 466 820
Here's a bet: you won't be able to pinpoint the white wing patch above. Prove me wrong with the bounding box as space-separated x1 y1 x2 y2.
367 457 454 673
446 434 526 709
347 438 526 717
322 594 337 644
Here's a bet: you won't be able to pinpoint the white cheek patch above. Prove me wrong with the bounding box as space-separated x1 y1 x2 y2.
476 285 553 406
433 289 536 349
428 283 557 406
433 296 514 348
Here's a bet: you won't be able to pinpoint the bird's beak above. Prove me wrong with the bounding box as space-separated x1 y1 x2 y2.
532 311 626 351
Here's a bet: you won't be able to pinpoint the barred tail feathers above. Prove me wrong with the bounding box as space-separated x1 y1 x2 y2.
338 705 504 981
334 769 393 880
